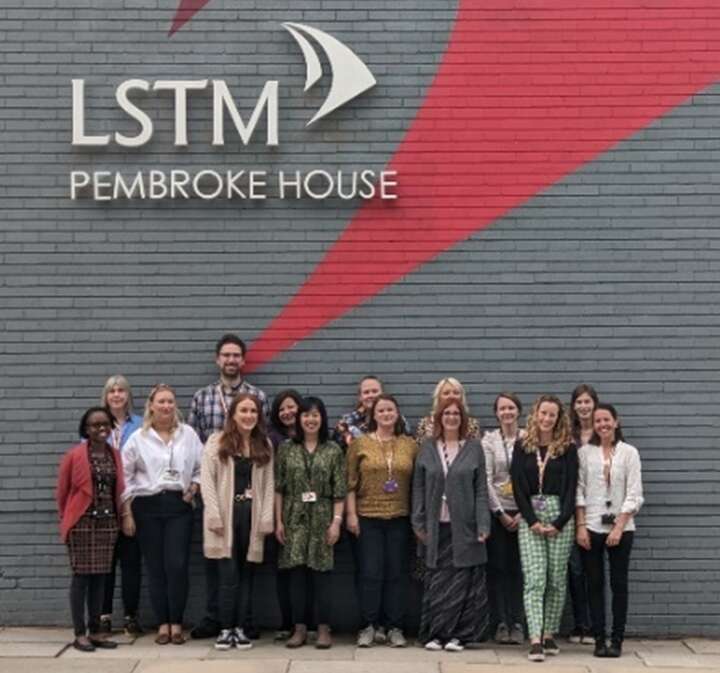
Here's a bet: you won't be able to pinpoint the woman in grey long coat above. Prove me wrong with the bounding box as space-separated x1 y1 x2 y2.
411 398 491 652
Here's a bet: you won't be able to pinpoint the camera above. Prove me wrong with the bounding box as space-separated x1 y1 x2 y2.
601 513 616 525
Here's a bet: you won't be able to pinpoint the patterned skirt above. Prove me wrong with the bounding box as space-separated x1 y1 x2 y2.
67 513 118 574
419 524 489 644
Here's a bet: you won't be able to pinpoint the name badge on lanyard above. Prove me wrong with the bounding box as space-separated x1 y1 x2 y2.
532 448 553 512
302 491 317 503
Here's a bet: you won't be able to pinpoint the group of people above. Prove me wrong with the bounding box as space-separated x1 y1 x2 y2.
56 333 644 662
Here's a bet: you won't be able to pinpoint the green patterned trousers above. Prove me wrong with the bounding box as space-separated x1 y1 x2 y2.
517 494 574 639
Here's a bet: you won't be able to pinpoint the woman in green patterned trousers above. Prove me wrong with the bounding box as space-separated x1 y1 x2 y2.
511 395 578 662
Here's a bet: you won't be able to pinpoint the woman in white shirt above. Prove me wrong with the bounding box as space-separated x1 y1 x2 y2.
576 403 643 659
121 384 202 645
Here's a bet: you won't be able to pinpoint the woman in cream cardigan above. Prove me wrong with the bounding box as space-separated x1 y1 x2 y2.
201 393 274 651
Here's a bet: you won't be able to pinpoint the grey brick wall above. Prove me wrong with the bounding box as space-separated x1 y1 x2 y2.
1 1 719 636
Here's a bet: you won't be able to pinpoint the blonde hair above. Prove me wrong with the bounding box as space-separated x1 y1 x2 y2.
431 377 470 416
143 383 183 432
523 394 572 457
101 374 134 416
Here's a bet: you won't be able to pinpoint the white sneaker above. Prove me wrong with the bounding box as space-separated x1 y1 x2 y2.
388 628 407 648
374 626 388 644
357 625 375 648
215 629 234 650
425 639 443 651
444 639 464 652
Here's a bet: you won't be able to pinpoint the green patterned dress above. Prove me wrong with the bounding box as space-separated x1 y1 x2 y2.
275 439 347 571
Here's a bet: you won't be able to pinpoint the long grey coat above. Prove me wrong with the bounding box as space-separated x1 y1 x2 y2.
411 437 491 569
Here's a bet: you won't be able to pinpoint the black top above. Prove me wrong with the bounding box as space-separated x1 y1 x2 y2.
233 455 252 496
510 440 578 530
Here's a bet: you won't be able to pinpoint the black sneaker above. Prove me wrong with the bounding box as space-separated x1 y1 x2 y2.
233 627 253 650
607 640 622 657
243 625 261 640
594 638 609 657
528 643 545 662
543 638 560 655
124 615 144 636
215 629 234 651
191 617 221 639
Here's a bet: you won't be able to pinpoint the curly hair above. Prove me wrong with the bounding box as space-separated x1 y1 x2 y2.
523 394 572 456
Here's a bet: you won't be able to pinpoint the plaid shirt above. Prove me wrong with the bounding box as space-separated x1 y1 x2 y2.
187 378 269 443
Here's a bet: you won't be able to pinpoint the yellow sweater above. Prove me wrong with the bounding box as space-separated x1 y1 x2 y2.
347 434 418 518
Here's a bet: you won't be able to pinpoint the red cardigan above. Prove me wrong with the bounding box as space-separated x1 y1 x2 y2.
56 441 125 543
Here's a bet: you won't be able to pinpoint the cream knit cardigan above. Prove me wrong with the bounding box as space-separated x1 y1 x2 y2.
201 433 274 562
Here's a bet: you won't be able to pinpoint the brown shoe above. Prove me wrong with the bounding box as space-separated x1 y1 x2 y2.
286 624 307 648
171 632 186 645
315 624 332 649
155 633 170 645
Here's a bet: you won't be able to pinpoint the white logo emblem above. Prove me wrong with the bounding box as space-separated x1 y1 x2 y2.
282 22 376 126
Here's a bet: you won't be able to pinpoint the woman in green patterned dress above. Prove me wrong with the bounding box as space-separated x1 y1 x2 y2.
275 396 346 649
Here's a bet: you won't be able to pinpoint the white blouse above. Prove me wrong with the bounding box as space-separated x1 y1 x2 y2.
576 441 644 534
122 424 203 501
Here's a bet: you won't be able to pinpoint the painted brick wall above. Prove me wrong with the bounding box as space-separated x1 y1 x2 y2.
1 1 719 636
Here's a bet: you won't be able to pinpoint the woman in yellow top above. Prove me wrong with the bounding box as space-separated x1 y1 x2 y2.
346 394 418 648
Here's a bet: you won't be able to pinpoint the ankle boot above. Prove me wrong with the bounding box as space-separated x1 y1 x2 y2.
286 624 307 648
594 637 609 657
315 624 332 649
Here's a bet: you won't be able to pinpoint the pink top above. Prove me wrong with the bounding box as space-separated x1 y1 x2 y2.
435 440 461 522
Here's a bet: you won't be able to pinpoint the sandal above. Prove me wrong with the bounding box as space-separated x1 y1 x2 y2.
155 633 170 645
171 632 186 645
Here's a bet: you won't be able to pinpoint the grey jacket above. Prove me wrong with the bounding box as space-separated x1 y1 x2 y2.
411 437 491 569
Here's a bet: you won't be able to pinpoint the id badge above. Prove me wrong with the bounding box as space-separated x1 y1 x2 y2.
531 495 547 512
499 481 513 497
383 479 399 493
301 491 317 503
162 468 180 482
244 488 253 500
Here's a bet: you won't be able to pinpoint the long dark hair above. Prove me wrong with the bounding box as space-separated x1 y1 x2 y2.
589 403 625 446
569 383 599 442
367 394 405 436
295 396 330 444
270 389 303 437
218 393 271 466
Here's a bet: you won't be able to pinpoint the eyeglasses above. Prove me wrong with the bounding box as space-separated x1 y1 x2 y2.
87 421 112 429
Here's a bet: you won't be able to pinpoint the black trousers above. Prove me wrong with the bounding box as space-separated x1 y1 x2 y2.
288 566 331 625
265 535 312 630
133 492 193 624
568 543 591 630
357 516 410 630
217 501 255 629
70 573 105 636
487 513 523 628
102 531 142 617
581 530 634 642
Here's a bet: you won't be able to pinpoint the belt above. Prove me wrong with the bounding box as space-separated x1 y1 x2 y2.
234 493 251 502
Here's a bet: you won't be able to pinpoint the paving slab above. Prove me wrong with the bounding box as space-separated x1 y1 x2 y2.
208 640 355 660
291 663 438 673
0 627 70 643
684 639 720 655
442 664 588 673
0 658 137 673
636 651 720 669
355 645 498 663
60 640 213 659
136 658 289 673
0 642 67 657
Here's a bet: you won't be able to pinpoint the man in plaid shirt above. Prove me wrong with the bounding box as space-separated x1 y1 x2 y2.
188 333 268 640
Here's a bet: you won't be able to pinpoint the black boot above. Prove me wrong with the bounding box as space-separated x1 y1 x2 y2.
607 639 622 657
594 637 609 657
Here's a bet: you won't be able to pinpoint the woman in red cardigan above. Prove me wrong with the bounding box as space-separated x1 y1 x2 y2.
56 406 125 652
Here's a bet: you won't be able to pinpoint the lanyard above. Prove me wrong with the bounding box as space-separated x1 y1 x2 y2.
602 446 615 493
217 384 232 418
499 429 516 468
374 433 395 480
535 448 553 495
440 440 463 474
111 425 123 451
302 444 317 489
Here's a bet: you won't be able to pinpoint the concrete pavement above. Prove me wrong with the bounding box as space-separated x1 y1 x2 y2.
0 627 718 673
